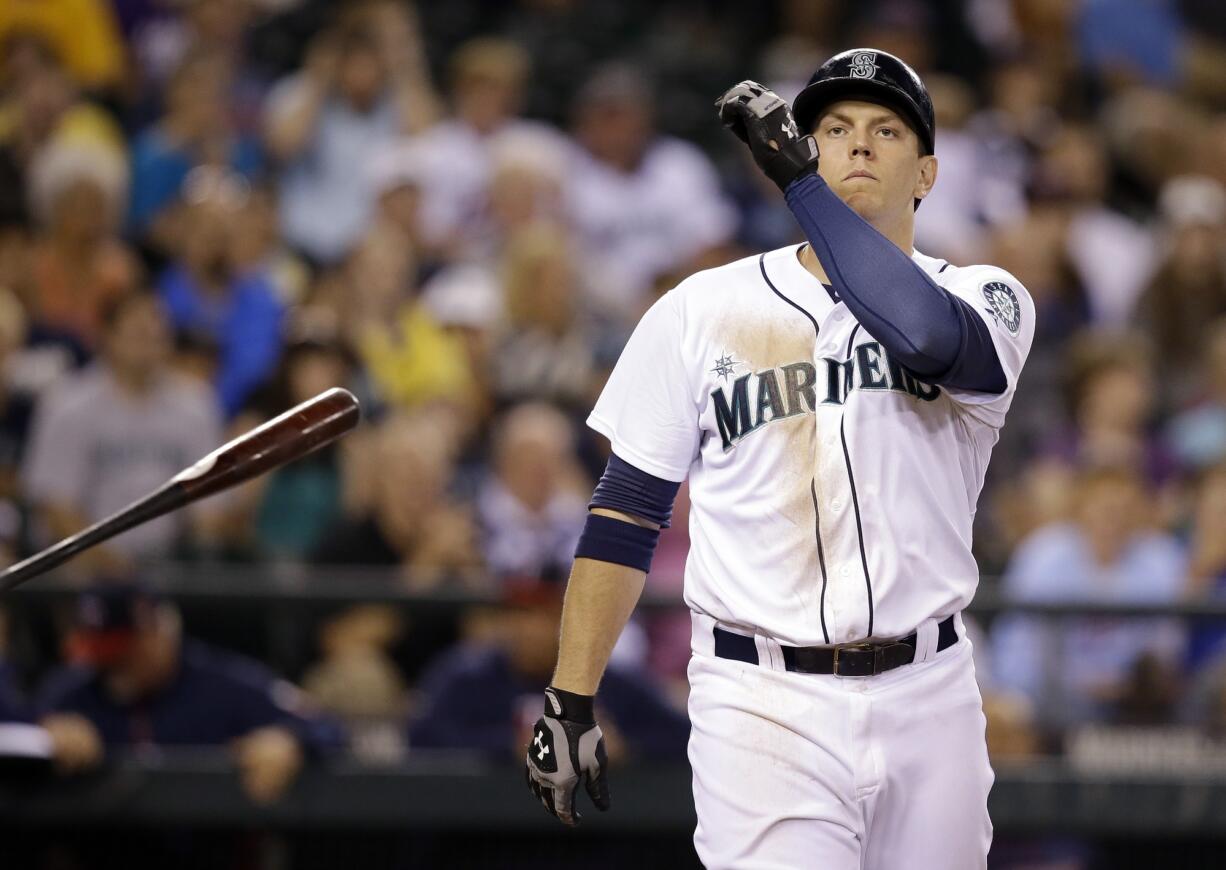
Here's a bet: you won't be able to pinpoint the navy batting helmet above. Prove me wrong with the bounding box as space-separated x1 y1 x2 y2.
792 48 935 155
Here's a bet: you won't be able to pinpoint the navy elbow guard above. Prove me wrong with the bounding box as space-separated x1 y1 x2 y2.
574 513 661 573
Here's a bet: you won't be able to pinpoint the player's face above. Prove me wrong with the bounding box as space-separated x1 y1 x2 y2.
812 100 937 222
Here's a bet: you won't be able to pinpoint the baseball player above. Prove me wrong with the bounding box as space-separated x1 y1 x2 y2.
524 48 1034 869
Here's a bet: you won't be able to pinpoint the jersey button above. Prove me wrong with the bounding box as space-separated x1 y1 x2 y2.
830 499 842 512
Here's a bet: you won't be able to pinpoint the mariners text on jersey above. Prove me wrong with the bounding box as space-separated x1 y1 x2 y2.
588 243 1035 647
712 342 942 451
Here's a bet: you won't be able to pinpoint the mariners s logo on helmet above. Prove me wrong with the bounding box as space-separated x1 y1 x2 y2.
981 281 1021 336
849 51 878 79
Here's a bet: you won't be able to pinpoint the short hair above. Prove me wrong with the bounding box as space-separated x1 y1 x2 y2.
1061 329 1152 415
99 288 159 334
449 37 529 90
493 402 574 463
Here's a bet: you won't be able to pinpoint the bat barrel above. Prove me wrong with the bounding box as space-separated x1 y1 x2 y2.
174 387 360 501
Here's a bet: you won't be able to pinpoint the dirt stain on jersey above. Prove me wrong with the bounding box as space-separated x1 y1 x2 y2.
713 309 815 374
711 308 830 640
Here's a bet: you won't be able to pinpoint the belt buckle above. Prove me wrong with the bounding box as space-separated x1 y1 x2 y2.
832 642 878 677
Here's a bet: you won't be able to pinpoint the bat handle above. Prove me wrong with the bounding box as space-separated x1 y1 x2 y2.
0 484 187 593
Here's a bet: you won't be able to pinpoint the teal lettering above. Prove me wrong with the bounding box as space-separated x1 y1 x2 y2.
713 374 753 449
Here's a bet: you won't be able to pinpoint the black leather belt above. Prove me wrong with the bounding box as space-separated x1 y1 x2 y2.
712 615 959 677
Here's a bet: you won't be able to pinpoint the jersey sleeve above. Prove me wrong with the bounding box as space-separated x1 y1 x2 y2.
937 266 1035 429
588 290 700 482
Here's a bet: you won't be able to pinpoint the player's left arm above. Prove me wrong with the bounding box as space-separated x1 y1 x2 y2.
715 81 1011 394
783 176 1010 393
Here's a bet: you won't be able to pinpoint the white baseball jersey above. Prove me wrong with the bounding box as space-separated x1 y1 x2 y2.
589 242 1034 646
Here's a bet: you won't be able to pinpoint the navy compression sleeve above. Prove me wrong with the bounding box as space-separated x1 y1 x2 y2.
589 454 682 528
784 173 1007 394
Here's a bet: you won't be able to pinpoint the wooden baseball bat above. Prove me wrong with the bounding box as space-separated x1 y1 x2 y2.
0 387 361 592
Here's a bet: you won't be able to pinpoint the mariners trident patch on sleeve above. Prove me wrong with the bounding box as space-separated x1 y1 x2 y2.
981 281 1021 336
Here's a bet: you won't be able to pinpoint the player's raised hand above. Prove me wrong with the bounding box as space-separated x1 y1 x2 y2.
715 80 820 192
524 687 610 826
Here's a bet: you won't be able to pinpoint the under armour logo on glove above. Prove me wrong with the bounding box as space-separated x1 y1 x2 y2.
533 729 553 765
524 687 610 826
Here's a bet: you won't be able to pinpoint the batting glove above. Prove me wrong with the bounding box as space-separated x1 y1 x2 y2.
524 686 610 826
716 80 820 192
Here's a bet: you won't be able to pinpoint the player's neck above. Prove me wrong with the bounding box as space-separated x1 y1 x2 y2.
797 217 915 284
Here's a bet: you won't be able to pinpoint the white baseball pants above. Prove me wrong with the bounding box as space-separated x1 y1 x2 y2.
687 613 994 870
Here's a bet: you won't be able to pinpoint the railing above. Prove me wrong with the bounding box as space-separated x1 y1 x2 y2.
3 752 1226 836
8 562 1226 620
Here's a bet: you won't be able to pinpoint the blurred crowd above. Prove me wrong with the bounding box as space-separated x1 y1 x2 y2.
0 0 1224 808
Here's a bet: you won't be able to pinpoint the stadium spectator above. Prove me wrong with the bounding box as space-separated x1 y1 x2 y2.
25 139 137 352
249 329 353 560
567 63 736 323
408 580 689 760
301 604 407 760
22 291 222 562
367 140 437 278
264 7 437 264
127 49 263 244
1100 87 1205 214
0 288 34 502
1133 176 1226 406
477 403 587 582
984 208 1092 484
38 582 343 802
156 167 285 417
964 52 1056 227
912 74 988 265
0 605 69 776
0 0 126 96
1045 330 1178 489
1076 0 1185 91
1189 657 1226 741
1184 462 1226 670
418 263 504 423
991 466 1188 725
1166 318 1226 471
412 36 569 252
340 222 480 418
463 133 571 264
0 52 125 168
124 0 254 88
313 413 481 587
492 224 604 412
1033 122 1155 326
226 181 310 307
0 606 59 784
